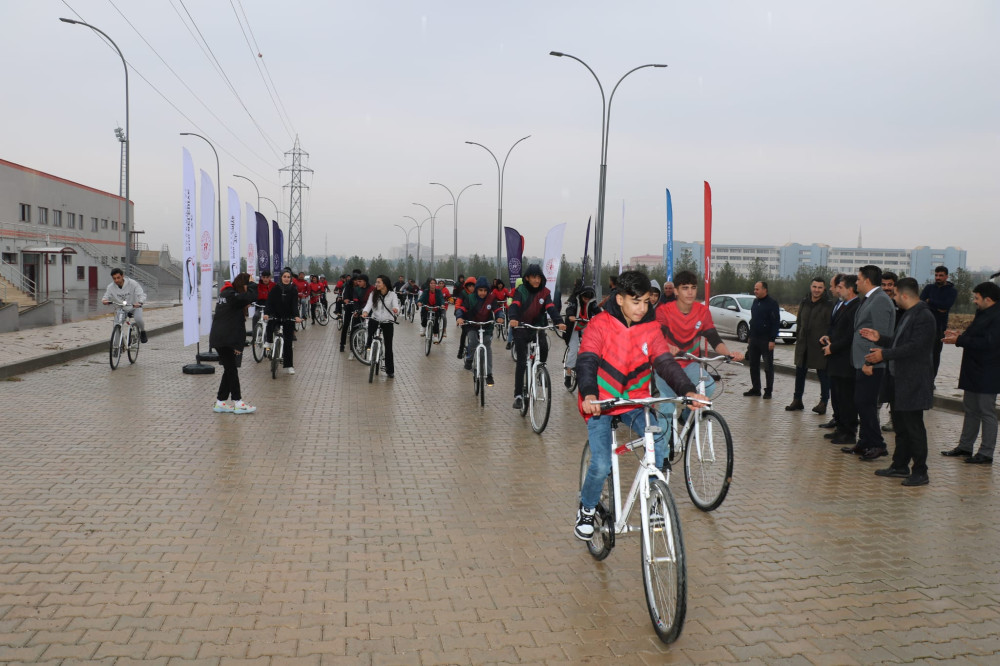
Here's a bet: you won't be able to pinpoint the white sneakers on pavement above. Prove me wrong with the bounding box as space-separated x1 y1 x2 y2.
233 400 256 414
286 367 295 375
213 400 234 413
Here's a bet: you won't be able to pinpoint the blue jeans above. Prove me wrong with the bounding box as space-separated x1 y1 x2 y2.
654 363 716 421
580 408 667 510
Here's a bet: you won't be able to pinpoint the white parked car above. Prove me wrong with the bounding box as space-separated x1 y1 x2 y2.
707 294 797 344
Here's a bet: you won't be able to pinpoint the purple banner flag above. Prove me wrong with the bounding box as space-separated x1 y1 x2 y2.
272 222 283 274
255 212 270 276
504 226 523 284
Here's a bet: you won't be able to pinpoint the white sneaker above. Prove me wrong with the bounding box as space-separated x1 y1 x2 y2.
233 400 256 414
213 400 234 413
574 504 596 540
286 367 295 375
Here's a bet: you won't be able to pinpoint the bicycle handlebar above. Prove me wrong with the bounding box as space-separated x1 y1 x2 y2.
681 353 737 364
590 395 712 409
462 320 494 327
514 323 557 331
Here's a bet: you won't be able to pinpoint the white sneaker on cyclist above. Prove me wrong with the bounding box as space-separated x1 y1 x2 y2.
286 367 295 375
575 504 596 540
233 400 256 414
213 399 234 413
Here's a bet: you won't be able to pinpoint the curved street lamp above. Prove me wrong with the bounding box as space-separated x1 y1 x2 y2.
466 136 530 280
259 196 280 222
233 174 260 211
179 133 222 289
549 51 666 300
393 223 416 281
411 203 452 278
430 182 481 284
403 215 432 284
60 18 132 265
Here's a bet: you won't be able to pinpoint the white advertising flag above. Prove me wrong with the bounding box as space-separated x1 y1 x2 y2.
542 223 567 290
199 170 215 337
245 202 257 317
227 187 240 281
181 148 198 346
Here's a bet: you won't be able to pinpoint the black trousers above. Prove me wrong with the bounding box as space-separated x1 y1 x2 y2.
339 304 356 346
892 409 928 475
365 320 395 375
830 374 857 435
216 347 242 401
265 321 294 366
855 367 886 451
513 329 549 396
932 334 944 379
747 337 774 393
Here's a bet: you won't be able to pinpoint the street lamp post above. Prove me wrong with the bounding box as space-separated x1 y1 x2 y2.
179 133 222 290
403 215 432 284
549 51 667 301
233 174 260 211
430 182 481 283
393 223 416 281
411 203 452 279
465 136 530 281
60 18 131 265
259 196 280 222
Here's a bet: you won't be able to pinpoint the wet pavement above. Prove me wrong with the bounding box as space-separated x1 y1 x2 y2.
2 316 999 664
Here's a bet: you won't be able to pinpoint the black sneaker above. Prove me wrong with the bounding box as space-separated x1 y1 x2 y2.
457 348 465 359
574 504 597 540
743 389 761 397
512 396 523 410
564 375 573 389
139 330 148 344
505 341 513 350
464 359 473 371
486 375 494 387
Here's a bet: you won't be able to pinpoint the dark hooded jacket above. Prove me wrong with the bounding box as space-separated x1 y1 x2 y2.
564 285 601 340
508 264 563 327
210 281 258 349
455 277 503 324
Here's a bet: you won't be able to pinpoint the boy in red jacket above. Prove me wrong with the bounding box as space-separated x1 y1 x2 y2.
575 270 707 541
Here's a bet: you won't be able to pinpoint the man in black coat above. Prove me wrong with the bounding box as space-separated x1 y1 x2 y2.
941 281 1000 464
744 281 780 399
920 265 958 380
821 275 861 444
860 278 936 486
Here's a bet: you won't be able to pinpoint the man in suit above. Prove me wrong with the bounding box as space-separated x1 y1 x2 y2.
849 265 896 460
821 274 861 445
860 277 936 486
743 281 780 399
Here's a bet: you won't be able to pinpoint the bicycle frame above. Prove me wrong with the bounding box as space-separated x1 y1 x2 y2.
666 354 728 460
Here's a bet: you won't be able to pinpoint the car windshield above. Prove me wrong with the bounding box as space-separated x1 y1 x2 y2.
736 297 754 310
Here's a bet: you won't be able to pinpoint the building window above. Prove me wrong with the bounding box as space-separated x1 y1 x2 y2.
2 252 16 265
91 217 99 232
101 218 109 229
67 213 76 229
62 254 73 265
53 210 62 227
38 207 49 225
77 266 85 280
112 220 118 230
19 203 31 222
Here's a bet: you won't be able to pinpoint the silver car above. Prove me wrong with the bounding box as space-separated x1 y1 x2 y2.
707 294 797 344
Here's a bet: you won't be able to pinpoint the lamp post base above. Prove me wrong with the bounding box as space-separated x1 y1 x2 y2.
182 362 215 375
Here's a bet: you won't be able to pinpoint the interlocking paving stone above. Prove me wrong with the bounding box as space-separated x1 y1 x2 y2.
2 316 999 664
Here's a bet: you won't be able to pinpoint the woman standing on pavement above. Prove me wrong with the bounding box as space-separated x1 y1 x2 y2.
362 275 400 378
209 272 258 414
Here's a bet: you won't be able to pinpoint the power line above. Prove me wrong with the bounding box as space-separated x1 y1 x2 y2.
230 0 296 141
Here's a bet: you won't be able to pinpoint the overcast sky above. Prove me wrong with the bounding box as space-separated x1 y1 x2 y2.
4 1 998 270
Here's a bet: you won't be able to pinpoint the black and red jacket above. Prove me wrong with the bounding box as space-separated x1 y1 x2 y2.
256 279 274 306
576 296 695 420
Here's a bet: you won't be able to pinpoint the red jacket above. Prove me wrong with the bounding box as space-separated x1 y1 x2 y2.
292 278 308 298
309 281 323 304
576 297 695 420
256 279 274 304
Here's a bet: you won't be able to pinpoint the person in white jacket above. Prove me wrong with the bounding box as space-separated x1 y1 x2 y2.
361 275 400 378
101 267 148 343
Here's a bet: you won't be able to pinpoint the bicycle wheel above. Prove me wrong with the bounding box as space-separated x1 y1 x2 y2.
271 337 281 379
519 365 530 417
336 308 344 330
368 340 380 383
109 324 122 370
642 479 686 644
529 364 551 433
126 326 140 364
316 305 329 326
476 346 486 407
351 325 371 365
435 316 445 344
251 323 265 362
579 441 614 561
424 321 433 356
683 410 734 512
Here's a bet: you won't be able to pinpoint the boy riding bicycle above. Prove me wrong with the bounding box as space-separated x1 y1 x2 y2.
575 270 708 541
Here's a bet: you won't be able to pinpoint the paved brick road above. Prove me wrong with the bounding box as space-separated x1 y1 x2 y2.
2 318 999 664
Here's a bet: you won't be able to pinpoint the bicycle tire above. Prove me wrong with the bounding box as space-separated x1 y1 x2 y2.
336 310 344 330
316 305 329 326
368 339 379 383
476 346 486 407
351 325 371 365
519 365 530 417
579 441 614 561
126 326 139 364
510 338 517 362
642 479 686 644
271 337 281 379
252 323 265 362
683 410 734 512
529 364 551 433
424 321 433 356
435 316 445 344
109 324 122 370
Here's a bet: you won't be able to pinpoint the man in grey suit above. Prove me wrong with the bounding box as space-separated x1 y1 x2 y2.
860 278 936 486
849 265 896 460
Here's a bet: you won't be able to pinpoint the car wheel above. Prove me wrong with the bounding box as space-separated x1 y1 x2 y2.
784 338 796 345
736 321 749 343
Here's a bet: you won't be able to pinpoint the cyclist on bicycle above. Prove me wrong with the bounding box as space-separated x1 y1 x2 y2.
439 278 452 339
318 275 330 312
454 276 477 359
507 263 567 410
418 278 446 338
252 270 273 333
264 268 303 374
338 271 367 352
575 270 708 540
308 274 324 324
361 275 400 378
101 267 148 343
455 276 505 386
563 283 601 388
653 270 745 421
